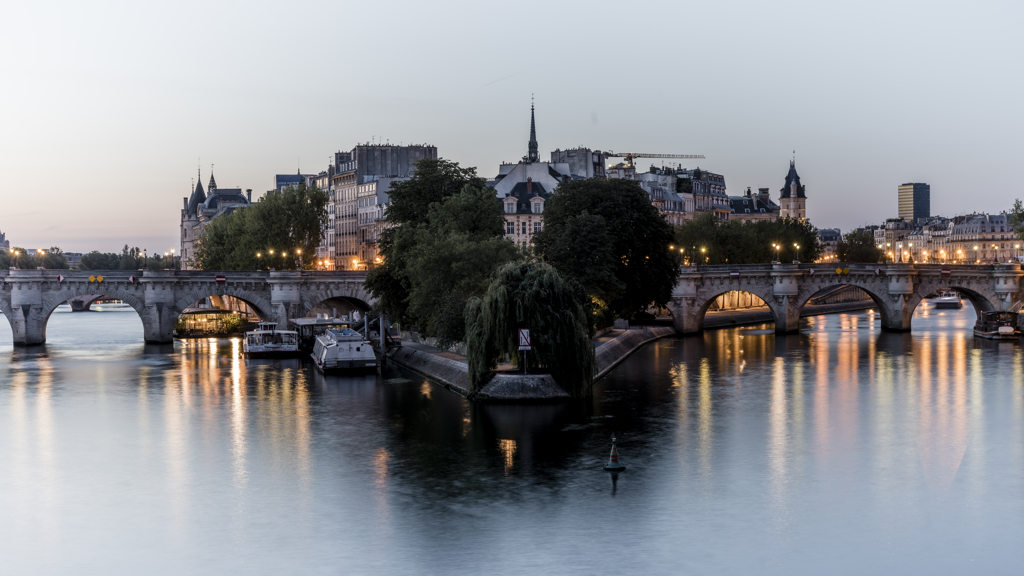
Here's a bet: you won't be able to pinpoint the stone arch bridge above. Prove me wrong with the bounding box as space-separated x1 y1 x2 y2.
667 263 1024 334
0 269 373 345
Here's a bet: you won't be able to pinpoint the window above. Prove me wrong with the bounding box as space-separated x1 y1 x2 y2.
534 222 542 234
505 202 515 214
521 222 527 235
532 203 542 214
506 221 514 235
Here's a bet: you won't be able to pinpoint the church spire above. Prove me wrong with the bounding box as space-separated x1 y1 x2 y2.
527 97 539 163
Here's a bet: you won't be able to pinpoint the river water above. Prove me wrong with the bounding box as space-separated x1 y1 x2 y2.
1 302 1022 575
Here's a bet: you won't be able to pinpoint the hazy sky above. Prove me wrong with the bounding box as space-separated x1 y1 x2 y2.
2 0 1021 252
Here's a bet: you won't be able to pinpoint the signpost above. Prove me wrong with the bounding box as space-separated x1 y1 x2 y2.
518 328 531 374
216 275 227 283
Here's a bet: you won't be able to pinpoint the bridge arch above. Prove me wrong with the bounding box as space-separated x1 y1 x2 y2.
794 282 892 330
694 288 780 331
297 285 376 318
36 286 149 344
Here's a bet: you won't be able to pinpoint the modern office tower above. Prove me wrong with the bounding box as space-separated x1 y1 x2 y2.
898 182 930 222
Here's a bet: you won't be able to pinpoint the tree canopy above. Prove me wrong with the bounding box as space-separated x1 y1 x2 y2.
1009 199 1024 240
533 178 678 319
466 261 595 397
79 245 176 270
193 182 328 270
0 246 68 269
836 229 882 263
365 160 520 346
674 213 822 265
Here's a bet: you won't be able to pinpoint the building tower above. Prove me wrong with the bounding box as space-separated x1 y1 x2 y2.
898 182 930 222
527 102 539 163
779 160 806 220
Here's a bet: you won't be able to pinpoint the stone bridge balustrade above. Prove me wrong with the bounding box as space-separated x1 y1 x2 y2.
0 269 373 346
666 262 1024 335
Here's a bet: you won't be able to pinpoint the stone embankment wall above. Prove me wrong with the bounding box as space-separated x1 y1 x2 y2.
389 326 675 402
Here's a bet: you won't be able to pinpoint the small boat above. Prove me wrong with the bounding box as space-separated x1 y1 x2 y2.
311 328 378 373
243 322 300 357
933 290 963 309
974 311 1020 340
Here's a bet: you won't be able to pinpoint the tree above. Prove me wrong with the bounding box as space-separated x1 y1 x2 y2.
533 178 678 319
366 158 490 324
371 181 520 346
674 214 822 265
465 261 595 397
80 251 120 270
384 158 485 226
193 182 328 270
39 247 68 269
1009 199 1024 240
837 229 882 263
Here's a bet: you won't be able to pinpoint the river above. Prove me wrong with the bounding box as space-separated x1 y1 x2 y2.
1 302 1022 574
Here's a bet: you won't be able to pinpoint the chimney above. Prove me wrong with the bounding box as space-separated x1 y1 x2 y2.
527 177 532 196
183 197 188 210
246 189 252 202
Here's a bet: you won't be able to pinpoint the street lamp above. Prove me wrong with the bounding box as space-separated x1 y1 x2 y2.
256 252 261 271
269 249 275 271
793 243 801 264
297 248 302 269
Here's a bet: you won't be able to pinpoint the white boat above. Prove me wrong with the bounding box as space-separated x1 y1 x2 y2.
243 322 300 357
311 328 378 373
933 290 963 309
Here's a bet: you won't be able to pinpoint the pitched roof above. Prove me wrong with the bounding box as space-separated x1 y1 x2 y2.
502 181 549 214
779 161 805 199
186 179 206 215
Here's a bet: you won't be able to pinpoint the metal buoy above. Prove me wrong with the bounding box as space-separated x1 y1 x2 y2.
603 434 626 472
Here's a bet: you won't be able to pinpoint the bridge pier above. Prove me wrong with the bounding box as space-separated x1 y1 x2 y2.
772 295 802 333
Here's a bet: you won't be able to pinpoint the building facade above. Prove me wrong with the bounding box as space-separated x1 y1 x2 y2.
331 144 437 270
947 213 1020 263
729 187 781 223
898 182 930 222
180 169 252 269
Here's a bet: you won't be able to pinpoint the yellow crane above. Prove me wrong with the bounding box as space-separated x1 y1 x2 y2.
604 151 705 167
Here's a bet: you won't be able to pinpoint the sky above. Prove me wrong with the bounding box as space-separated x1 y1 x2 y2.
1 0 1022 252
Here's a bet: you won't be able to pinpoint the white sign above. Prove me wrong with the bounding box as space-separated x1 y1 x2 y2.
56 274 64 283
518 328 531 351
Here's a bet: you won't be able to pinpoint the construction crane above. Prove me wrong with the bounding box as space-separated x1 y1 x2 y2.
604 151 705 168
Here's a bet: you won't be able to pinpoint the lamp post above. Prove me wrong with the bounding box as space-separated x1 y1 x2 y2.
701 247 707 265
974 245 979 263
296 248 302 269
793 243 801 264
269 249 275 271
992 244 999 263
256 252 261 271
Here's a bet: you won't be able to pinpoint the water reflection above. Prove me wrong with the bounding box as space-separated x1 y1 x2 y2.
1 303 1023 573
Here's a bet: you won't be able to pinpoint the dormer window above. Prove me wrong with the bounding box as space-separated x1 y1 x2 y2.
505 201 516 214
532 203 543 214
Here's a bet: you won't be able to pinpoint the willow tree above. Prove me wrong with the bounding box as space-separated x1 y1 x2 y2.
466 261 595 397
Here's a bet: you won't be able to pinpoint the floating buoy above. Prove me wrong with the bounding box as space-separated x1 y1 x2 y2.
603 434 626 472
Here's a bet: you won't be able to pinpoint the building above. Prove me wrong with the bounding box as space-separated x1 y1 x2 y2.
357 176 409 267
549 147 607 179
332 144 437 270
880 218 914 261
684 168 731 219
947 213 1020 263
898 182 930 222
501 177 549 246
729 187 781 223
65 252 83 269
817 228 841 262
180 168 252 269
903 217 950 262
0 229 8 251
314 170 334 267
779 161 807 220
273 171 316 191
